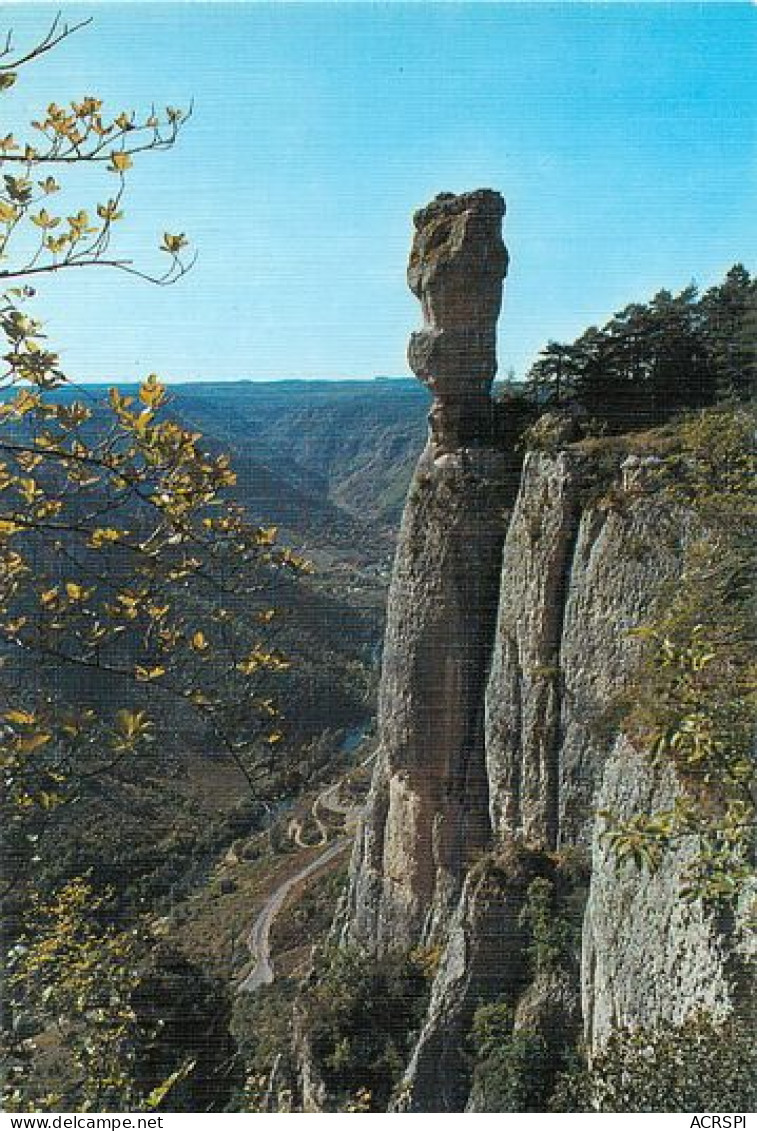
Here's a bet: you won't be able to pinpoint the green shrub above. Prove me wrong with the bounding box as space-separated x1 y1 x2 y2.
552 1012 757 1112
299 946 433 1111
604 406 757 905
471 1002 555 1112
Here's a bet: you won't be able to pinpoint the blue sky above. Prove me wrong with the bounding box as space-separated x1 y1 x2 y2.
3 2 755 382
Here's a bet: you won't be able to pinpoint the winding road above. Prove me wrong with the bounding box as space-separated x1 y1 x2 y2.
237 754 375 994
238 837 352 993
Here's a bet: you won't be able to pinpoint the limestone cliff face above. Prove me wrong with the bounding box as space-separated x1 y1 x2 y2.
394 851 541 1112
485 447 685 851
393 845 581 1113
336 190 752 1110
385 447 697 1110
342 190 513 949
583 736 756 1050
342 447 510 948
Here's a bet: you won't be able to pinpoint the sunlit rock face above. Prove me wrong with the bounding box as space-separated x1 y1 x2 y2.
326 191 754 1112
484 449 685 852
407 189 508 455
340 190 511 949
582 735 756 1051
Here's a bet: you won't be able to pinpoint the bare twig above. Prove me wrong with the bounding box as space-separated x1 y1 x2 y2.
0 13 92 73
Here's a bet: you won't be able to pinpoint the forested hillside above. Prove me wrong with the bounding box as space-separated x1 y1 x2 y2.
171 379 430 534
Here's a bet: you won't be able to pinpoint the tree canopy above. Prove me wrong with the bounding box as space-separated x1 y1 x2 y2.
1 16 302 1111
525 267 756 423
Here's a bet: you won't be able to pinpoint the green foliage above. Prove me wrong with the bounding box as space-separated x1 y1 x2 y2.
0 17 307 1111
518 876 574 975
3 878 237 1112
603 406 756 904
0 16 307 900
231 944 436 1113
491 385 540 449
468 863 586 1113
270 864 348 957
699 264 757 403
552 1013 757 1112
298 946 434 1111
130 946 240 1112
471 1002 557 1113
525 267 756 423
4 878 149 1111
232 979 297 1103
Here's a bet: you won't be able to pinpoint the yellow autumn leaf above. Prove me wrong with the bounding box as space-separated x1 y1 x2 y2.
160 231 188 255
15 732 52 754
89 527 122 548
4 709 36 726
135 665 165 682
138 374 167 409
109 150 133 173
30 209 60 230
97 199 124 223
114 709 152 740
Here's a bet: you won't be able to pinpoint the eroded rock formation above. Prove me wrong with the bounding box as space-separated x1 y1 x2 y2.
340 190 513 949
485 449 685 850
329 189 754 1112
408 190 508 455
392 447 753 1109
583 736 756 1049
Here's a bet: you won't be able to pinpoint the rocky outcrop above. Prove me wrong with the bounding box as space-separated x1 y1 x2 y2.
484 450 585 849
393 848 546 1111
406 444 752 1095
341 190 514 949
486 448 684 849
583 736 756 1049
341 449 510 948
408 190 508 456
340 421 753 1105
292 1006 328 1112
331 190 753 1111
393 845 584 1113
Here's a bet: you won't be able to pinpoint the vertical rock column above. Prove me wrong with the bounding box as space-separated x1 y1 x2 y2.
408 189 508 457
342 190 511 950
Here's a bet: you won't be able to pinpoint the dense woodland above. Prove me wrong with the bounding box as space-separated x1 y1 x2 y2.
524 265 755 420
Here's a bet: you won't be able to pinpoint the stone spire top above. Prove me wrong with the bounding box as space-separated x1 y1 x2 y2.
407 189 508 454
